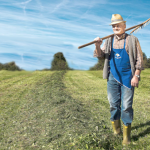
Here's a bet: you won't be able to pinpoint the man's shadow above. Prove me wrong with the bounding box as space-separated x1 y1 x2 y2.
131 121 150 141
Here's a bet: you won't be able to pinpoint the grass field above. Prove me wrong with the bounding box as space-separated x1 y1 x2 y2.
0 69 150 149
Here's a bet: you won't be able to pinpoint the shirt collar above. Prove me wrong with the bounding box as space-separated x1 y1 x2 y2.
115 33 126 40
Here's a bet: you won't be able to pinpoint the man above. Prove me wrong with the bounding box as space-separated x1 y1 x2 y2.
93 14 144 146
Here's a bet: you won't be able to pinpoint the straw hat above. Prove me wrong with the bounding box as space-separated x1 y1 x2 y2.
109 14 126 25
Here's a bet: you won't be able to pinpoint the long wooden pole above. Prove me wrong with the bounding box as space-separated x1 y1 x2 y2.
78 18 150 49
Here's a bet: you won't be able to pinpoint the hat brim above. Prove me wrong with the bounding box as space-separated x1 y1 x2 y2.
109 21 126 26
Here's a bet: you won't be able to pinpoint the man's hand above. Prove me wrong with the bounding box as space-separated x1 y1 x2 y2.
131 76 139 88
94 37 103 47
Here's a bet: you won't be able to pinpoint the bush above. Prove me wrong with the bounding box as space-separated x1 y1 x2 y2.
0 61 22 71
143 52 150 68
0 63 4 70
89 58 104 70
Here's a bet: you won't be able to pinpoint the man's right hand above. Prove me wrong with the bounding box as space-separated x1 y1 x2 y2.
94 37 103 47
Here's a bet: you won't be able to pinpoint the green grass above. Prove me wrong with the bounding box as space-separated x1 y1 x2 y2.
0 69 150 149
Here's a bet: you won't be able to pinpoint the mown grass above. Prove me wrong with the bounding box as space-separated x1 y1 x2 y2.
0 69 150 149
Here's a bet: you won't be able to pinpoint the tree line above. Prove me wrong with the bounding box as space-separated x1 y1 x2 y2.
0 52 149 71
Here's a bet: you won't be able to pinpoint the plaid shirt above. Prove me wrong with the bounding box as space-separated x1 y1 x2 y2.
94 33 144 70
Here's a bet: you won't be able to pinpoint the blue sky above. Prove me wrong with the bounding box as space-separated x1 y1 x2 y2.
0 0 150 71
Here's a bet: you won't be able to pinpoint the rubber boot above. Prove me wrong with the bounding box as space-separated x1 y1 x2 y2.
122 124 131 146
111 120 122 135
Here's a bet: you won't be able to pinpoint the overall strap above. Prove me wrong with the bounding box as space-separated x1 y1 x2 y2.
124 34 126 49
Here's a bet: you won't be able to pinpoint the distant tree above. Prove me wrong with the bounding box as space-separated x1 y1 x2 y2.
143 52 148 68
0 61 22 71
89 58 104 70
143 52 147 60
146 57 150 68
142 52 150 68
0 63 4 70
50 52 73 70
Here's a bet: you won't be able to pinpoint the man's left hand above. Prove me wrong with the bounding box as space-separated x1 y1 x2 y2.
131 76 139 88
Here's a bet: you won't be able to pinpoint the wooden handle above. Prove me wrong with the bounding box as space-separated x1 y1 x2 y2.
78 41 96 49
78 33 114 49
78 18 150 49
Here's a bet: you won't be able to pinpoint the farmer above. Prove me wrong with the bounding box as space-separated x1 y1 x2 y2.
93 14 144 145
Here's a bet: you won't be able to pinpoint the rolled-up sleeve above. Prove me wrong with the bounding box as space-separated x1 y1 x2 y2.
93 42 106 58
135 39 144 70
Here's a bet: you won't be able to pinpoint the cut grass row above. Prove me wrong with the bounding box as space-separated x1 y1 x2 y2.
0 71 55 149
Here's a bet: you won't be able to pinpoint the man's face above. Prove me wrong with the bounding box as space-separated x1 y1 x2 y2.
112 23 126 35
